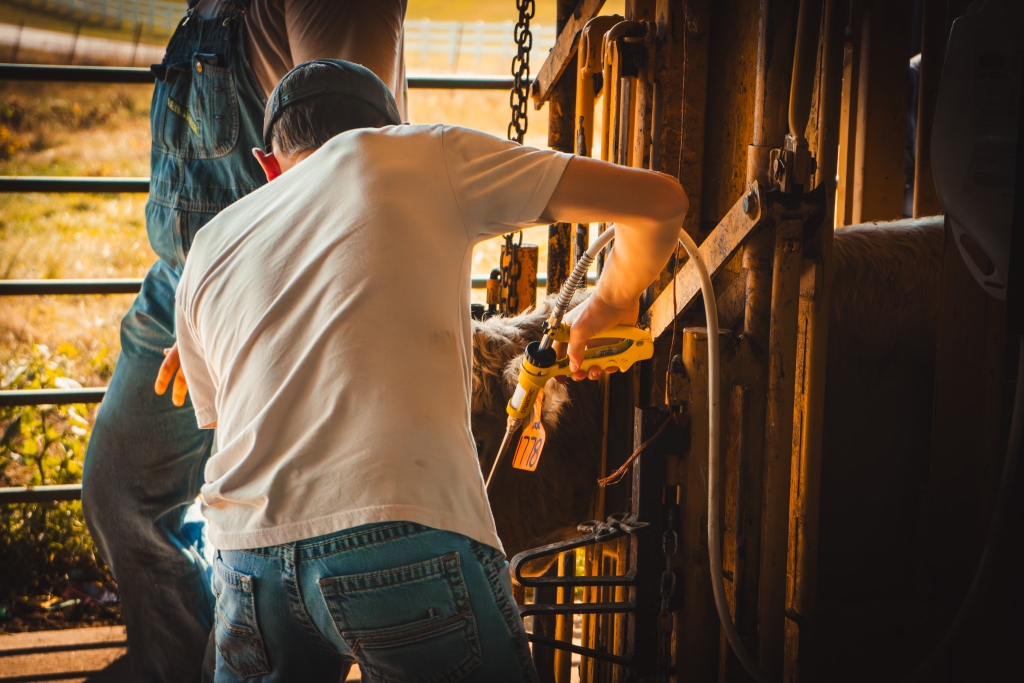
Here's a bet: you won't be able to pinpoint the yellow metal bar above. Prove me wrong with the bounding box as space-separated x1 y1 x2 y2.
554 551 575 683
756 218 805 678
647 187 765 340
576 16 623 158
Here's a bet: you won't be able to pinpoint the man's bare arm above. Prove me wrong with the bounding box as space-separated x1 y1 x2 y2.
538 156 688 378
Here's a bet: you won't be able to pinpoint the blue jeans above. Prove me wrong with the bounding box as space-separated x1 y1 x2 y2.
83 259 218 679
212 523 539 683
81 2 267 680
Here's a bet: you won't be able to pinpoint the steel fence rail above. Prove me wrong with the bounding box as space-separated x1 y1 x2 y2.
405 20 556 68
0 388 107 406
0 64 523 90
0 176 150 192
0 484 83 503
0 63 153 82
0 275 589 296
0 278 144 294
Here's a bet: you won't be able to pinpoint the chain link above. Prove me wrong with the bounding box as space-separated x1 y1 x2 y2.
500 231 524 314
508 0 535 144
499 0 533 315
657 508 679 683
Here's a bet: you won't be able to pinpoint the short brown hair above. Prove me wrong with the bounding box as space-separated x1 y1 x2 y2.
269 63 389 156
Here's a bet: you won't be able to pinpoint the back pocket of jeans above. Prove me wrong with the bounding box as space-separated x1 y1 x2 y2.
318 552 482 683
213 559 271 678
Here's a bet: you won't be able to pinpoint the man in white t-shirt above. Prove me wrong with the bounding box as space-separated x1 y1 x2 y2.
163 60 686 682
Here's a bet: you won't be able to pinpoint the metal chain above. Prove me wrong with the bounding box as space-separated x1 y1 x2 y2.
508 0 534 144
657 508 679 683
499 0 533 315
501 231 523 314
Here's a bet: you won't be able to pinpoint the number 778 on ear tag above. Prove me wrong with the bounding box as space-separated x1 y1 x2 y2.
512 389 546 472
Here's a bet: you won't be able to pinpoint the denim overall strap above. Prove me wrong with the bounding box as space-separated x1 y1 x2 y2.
146 0 266 271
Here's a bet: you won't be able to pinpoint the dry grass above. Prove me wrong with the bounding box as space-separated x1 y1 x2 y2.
0 82 153 388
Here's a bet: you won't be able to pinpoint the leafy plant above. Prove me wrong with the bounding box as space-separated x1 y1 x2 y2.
0 343 113 601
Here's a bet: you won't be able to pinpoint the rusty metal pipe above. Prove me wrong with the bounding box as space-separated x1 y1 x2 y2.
813 0 847 192
576 16 623 158
756 218 804 680
752 0 770 149
749 0 798 187
789 0 825 143
850 3 871 224
783 5 846 681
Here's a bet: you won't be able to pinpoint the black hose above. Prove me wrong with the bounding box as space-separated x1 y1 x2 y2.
909 334 1024 681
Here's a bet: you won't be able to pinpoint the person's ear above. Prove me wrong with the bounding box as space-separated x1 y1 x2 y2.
252 147 282 181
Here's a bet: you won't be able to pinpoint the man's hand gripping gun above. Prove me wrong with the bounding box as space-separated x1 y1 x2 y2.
484 322 653 489
483 224 651 491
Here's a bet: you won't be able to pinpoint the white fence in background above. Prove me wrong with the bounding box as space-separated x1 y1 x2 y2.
5 1 556 70
9 0 185 35
405 20 555 69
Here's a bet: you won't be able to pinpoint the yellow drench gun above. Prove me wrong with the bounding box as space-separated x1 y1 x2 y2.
485 322 653 489
484 223 653 490
506 323 653 423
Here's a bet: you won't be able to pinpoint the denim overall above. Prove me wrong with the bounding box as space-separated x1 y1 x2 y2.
81 2 266 680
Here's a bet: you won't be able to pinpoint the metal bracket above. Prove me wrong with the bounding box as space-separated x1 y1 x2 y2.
770 134 817 192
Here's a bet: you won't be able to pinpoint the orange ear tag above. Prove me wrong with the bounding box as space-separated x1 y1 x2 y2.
512 389 546 472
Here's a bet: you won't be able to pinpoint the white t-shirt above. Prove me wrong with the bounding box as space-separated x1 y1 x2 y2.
175 124 571 552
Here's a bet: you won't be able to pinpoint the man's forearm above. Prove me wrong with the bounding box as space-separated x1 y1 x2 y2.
592 215 684 313
539 156 688 309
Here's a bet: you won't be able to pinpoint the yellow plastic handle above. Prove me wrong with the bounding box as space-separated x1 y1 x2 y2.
506 325 655 420
551 325 654 377
545 323 651 344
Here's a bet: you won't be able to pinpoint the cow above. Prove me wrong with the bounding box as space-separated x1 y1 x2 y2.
472 217 946 565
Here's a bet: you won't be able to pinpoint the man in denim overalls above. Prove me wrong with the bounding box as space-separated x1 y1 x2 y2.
81 2 406 680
